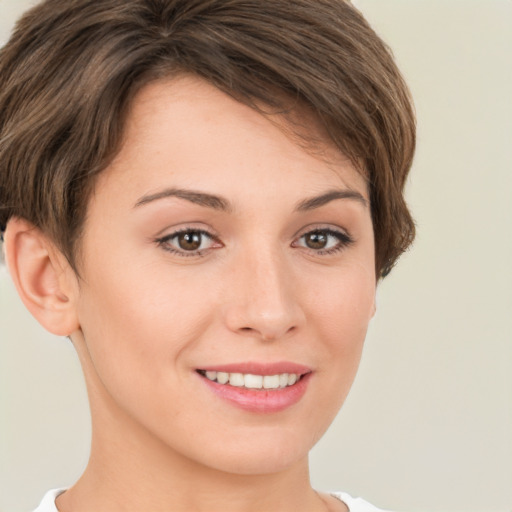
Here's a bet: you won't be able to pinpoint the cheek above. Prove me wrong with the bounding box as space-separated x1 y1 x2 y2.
311 262 375 339
78 268 203 356
73 274 212 448
280 266 375 452
74 253 225 407
308 264 376 390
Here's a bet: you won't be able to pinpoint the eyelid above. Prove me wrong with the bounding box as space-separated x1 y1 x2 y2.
292 223 352 241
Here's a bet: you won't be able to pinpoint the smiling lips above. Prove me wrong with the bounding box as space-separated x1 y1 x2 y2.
198 370 301 389
197 363 312 413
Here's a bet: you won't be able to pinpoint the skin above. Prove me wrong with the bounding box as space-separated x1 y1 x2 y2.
7 75 376 512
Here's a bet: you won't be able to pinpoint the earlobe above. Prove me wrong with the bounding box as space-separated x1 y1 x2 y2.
4 217 80 336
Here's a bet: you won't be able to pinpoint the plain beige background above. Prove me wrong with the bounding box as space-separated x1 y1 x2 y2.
1 1 511 511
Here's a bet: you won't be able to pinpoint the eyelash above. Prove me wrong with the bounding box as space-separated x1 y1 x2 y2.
155 227 354 258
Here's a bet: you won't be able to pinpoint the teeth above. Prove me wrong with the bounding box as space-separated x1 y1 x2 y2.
229 373 245 387
205 371 217 381
217 371 229 384
287 373 297 386
244 374 263 389
263 375 280 389
201 371 302 389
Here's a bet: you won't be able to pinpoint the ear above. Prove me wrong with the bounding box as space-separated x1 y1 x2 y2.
4 217 80 336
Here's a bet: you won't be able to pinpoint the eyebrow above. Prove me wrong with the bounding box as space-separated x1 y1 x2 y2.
133 187 368 212
295 189 368 211
134 188 232 212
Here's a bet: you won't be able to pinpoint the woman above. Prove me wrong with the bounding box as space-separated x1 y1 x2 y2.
0 1 415 511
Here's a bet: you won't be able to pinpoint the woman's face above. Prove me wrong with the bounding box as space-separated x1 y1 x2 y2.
72 76 376 475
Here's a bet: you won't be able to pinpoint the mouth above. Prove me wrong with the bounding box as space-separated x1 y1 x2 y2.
196 369 304 390
195 364 312 413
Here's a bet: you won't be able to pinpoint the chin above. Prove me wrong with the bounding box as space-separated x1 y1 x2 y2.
179 425 318 476
206 449 307 476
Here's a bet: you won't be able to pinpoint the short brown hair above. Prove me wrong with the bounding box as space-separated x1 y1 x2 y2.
0 0 415 278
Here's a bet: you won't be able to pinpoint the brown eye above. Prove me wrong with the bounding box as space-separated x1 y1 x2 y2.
295 228 353 255
158 229 218 256
304 231 328 249
177 231 202 251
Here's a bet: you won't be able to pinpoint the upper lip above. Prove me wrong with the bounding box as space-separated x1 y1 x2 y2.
197 361 312 376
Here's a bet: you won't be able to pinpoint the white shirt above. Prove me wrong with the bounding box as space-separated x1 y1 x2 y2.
34 489 386 512
34 488 391 512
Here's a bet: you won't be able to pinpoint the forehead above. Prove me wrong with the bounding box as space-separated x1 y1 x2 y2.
95 75 368 206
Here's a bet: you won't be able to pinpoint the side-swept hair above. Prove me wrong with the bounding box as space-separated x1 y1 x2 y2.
0 0 415 278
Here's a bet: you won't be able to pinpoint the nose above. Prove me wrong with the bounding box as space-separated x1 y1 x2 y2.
222 249 305 341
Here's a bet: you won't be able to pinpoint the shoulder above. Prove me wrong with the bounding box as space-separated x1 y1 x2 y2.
331 491 394 512
32 489 65 512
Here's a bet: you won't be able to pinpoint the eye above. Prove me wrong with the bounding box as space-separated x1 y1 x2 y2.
294 228 353 255
156 229 220 257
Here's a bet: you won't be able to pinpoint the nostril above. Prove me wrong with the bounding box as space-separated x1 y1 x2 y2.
234 326 256 337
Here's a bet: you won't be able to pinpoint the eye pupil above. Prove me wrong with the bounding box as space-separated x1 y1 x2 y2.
305 231 328 249
178 231 202 250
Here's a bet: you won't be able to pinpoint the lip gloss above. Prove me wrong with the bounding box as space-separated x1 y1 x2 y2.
196 362 312 413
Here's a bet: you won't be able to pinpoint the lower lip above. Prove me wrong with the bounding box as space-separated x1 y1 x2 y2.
199 373 312 413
